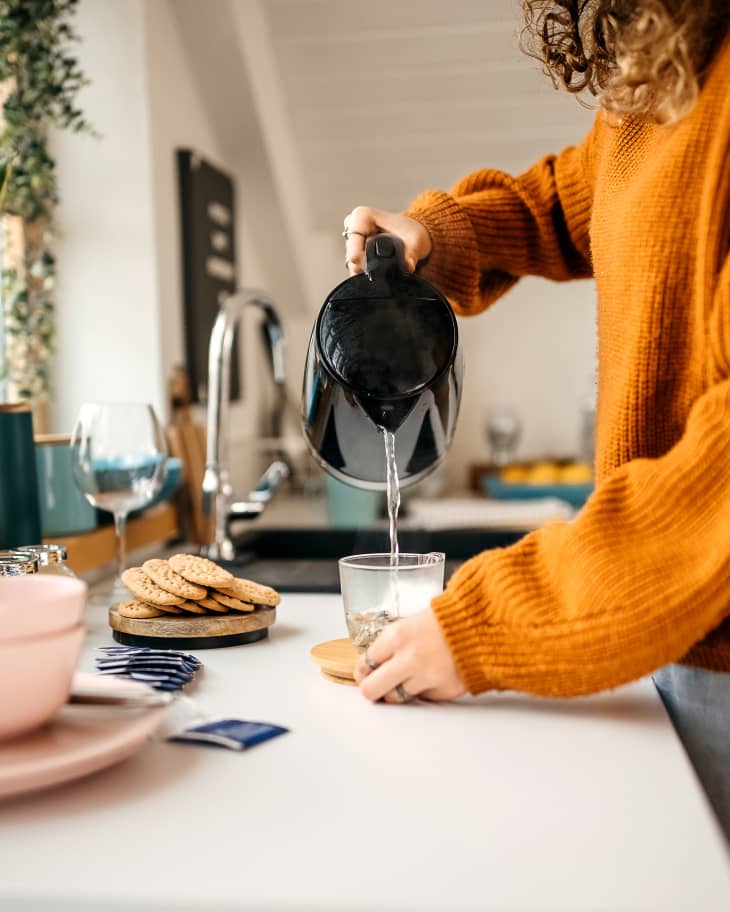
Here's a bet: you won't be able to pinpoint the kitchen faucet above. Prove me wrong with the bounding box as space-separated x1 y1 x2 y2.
202 289 290 561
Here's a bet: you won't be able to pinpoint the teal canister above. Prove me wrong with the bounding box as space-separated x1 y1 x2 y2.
34 434 97 537
0 408 42 549
323 474 381 528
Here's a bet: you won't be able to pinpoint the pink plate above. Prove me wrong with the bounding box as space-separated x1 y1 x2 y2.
0 703 167 800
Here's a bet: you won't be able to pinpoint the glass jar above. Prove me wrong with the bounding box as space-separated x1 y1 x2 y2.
0 551 39 576
15 544 76 578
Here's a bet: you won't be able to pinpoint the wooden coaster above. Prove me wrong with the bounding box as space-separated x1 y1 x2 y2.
320 669 357 687
109 604 275 650
310 638 359 682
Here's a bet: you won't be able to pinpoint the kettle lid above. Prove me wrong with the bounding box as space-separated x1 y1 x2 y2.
318 234 457 400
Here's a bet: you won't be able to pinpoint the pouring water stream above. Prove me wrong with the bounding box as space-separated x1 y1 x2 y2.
381 427 401 618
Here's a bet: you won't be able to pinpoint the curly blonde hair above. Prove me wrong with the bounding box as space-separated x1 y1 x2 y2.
521 0 730 124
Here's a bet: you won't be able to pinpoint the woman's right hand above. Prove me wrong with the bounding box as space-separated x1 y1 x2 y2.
343 206 431 276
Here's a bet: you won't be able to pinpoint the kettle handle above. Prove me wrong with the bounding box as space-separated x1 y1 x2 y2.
365 234 407 281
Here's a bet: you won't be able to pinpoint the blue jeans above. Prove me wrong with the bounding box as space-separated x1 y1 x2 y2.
653 664 730 842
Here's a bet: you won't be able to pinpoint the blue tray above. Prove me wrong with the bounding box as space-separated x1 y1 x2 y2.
482 475 593 509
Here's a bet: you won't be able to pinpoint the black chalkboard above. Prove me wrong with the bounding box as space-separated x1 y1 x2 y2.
177 149 240 403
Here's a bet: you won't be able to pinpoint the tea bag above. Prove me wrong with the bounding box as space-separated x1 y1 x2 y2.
351 610 394 650
95 646 202 691
169 719 289 751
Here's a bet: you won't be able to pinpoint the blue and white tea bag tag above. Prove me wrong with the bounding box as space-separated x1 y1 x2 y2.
95 646 202 691
168 719 289 751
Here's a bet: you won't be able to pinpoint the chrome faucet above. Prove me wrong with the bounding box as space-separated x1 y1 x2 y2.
202 289 290 561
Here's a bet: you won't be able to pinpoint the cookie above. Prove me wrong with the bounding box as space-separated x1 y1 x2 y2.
168 553 234 588
121 567 185 606
116 599 166 619
217 577 280 607
155 603 185 615
197 596 230 613
142 559 207 600
211 591 254 613
176 600 208 615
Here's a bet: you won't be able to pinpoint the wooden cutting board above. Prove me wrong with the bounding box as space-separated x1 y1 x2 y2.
310 638 359 684
109 605 275 650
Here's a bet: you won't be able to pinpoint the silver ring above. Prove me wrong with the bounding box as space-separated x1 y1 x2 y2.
394 683 415 704
342 229 367 240
365 651 379 672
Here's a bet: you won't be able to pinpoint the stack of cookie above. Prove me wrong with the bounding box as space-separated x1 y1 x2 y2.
117 554 280 620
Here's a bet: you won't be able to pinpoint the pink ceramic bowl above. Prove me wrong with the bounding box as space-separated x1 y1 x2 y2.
0 576 87 641
0 622 85 741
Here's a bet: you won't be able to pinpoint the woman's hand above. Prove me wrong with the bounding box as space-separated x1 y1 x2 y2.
354 608 467 704
343 206 431 276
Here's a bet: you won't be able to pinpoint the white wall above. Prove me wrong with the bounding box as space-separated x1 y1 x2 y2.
51 0 163 433
142 0 316 493
142 0 264 491
449 278 597 484
50 0 597 498
50 0 297 494
257 0 599 487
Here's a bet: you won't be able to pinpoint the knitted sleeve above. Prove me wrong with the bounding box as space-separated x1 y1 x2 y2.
430 255 730 695
404 116 602 315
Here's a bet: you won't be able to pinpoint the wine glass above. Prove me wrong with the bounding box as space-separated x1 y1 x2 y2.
71 403 167 600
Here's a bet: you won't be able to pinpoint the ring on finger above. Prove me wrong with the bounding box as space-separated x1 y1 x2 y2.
342 229 367 240
364 651 379 672
394 683 415 704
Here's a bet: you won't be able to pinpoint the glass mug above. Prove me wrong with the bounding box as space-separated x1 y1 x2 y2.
339 552 445 652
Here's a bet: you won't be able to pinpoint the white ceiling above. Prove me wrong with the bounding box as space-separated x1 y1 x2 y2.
261 0 596 231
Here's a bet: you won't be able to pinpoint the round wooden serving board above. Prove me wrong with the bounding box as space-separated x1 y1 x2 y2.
109 605 275 650
310 638 359 684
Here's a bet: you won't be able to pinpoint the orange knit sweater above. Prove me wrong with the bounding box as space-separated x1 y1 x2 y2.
406 35 730 696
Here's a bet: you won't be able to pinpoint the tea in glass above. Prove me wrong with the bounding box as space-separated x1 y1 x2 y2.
338 552 445 652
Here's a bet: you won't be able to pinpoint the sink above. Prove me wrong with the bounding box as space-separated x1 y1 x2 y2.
219 527 526 592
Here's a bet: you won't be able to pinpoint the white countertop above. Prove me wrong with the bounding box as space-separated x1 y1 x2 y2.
1 592 728 911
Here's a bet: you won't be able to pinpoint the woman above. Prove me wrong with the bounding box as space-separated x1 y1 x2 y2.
343 0 730 835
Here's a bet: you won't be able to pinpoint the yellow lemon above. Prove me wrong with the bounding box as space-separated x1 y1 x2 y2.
559 462 594 483
500 465 528 483
525 461 560 484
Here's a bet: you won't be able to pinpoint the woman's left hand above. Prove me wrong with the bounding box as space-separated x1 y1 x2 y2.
354 608 467 704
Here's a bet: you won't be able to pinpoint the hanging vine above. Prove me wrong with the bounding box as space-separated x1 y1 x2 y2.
0 0 93 402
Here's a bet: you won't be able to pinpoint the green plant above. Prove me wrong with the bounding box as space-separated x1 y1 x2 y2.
0 0 93 401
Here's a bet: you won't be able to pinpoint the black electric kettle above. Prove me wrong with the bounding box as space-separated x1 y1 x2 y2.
302 234 463 490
